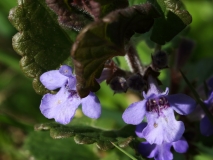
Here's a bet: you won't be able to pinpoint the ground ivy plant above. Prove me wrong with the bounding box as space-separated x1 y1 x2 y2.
8 0 213 159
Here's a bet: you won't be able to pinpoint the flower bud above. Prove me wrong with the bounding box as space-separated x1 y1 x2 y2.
152 51 168 70
127 73 146 92
109 76 128 93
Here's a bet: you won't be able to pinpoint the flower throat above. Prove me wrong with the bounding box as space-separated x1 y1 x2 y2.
146 97 170 115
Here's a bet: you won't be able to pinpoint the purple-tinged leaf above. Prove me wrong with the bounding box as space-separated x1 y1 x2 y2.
46 0 129 31
71 3 160 97
46 0 93 31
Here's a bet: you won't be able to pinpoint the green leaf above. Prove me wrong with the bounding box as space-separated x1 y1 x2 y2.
24 131 99 160
8 0 72 95
180 70 213 125
149 0 192 45
71 3 160 97
35 122 136 151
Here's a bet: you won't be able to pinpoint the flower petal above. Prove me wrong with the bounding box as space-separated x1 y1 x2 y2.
204 92 213 106
40 70 67 90
172 137 188 153
138 142 173 160
59 65 74 77
200 115 213 136
67 77 77 90
142 108 185 145
138 142 157 158
143 75 169 99
143 88 169 100
167 94 196 115
154 144 173 160
40 86 81 124
81 92 101 119
122 100 147 125
96 68 112 83
135 122 147 138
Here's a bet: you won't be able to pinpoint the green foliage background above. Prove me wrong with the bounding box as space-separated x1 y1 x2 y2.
0 0 213 160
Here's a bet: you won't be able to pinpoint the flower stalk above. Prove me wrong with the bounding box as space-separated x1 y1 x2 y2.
125 44 144 75
180 69 213 125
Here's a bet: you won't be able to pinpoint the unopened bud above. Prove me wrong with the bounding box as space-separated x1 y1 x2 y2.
127 74 146 92
109 76 128 93
152 51 168 70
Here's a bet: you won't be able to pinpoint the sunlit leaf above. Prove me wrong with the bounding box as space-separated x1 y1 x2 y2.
8 0 72 94
149 0 192 44
71 3 160 97
35 122 136 151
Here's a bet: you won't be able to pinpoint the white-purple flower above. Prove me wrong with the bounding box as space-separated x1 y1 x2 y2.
136 123 188 160
122 78 196 145
39 65 101 125
138 138 188 160
200 92 213 136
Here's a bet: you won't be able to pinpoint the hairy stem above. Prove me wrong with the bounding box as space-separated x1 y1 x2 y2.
125 45 144 75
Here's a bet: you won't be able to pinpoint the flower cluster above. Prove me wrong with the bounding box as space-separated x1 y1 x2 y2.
39 65 101 125
122 77 196 159
39 65 206 160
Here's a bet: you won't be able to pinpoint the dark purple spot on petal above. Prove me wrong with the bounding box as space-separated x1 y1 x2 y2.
146 96 170 115
68 90 79 99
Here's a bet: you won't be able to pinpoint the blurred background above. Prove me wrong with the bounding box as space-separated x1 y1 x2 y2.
0 0 213 160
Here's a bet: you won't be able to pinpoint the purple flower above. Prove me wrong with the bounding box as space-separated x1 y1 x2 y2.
188 76 213 122
200 92 213 136
39 65 101 125
138 138 188 160
122 77 196 144
136 123 188 160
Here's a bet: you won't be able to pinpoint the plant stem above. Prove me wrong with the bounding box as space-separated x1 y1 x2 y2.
125 44 144 75
111 142 138 160
154 43 161 52
180 70 213 125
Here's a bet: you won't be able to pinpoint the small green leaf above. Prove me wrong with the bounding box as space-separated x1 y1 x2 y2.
149 0 192 44
34 122 61 131
74 134 96 144
117 136 133 148
35 122 136 151
180 70 213 125
96 140 115 150
8 0 73 95
72 3 160 97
